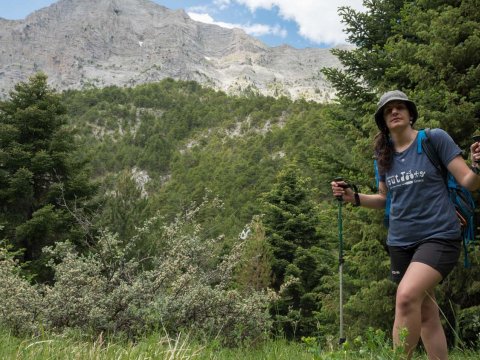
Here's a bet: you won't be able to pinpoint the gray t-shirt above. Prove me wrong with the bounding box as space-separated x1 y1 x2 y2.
379 128 462 246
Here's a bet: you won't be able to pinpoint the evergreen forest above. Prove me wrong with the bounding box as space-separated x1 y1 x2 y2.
1 0 480 358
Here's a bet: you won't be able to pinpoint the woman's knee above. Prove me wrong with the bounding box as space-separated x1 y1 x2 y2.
395 262 442 317
395 286 423 314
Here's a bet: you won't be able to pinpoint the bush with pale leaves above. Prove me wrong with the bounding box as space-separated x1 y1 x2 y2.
0 199 272 345
0 246 42 335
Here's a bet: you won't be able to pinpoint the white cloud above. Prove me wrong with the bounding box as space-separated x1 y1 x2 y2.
187 12 236 29
234 0 365 45
244 23 287 37
187 5 210 13
213 0 232 10
187 11 287 38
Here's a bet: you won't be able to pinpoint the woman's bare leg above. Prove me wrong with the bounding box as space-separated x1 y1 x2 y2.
392 262 443 359
420 291 448 360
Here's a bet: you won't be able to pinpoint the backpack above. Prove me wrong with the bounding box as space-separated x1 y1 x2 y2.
374 128 477 267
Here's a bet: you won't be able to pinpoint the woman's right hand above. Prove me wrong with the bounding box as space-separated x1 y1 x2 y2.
331 180 354 203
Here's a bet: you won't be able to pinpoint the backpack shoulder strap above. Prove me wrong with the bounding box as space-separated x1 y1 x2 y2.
374 159 380 188
420 128 448 180
417 129 426 154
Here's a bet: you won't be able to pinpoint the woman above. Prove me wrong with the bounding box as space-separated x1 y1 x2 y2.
331 90 480 360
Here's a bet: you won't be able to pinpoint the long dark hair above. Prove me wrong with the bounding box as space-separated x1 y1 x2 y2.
374 129 393 173
373 99 417 173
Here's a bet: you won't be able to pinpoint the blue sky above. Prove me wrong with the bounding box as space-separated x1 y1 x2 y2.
0 0 365 48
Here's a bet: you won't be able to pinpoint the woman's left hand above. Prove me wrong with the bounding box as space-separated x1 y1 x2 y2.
471 140 480 166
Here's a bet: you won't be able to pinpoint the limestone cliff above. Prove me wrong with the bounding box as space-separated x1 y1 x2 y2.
0 0 345 101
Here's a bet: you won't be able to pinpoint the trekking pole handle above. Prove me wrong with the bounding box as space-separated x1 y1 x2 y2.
473 135 480 163
334 177 350 201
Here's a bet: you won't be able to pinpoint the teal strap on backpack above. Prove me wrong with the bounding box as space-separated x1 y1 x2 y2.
374 129 477 267
374 159 391 227
421 129 476 268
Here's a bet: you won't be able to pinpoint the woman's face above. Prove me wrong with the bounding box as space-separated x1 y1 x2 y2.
383 101 411 131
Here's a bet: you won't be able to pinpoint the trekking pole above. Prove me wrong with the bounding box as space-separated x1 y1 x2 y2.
334 177 347 345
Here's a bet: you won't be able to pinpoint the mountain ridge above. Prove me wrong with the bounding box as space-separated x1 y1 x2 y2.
0 0 345 101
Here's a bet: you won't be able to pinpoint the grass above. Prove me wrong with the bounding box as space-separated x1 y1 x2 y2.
1 328 479 360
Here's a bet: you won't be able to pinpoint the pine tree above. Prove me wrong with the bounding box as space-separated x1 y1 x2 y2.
99 169 149 244
323 0 480 145
322 0 408 106
262 163 332 337
262 163 321 290
0 73 96 281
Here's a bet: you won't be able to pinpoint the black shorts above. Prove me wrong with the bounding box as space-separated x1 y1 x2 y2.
388 238 461 284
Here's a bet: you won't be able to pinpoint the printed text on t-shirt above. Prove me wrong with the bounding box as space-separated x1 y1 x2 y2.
386 169 426 189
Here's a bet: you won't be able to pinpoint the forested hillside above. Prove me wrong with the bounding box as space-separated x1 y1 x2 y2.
62 79 355 241
1 0 480 356
59 79 374 339
0 72 376 342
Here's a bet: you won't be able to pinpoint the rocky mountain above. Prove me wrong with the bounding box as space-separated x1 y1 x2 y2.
0 0 345 101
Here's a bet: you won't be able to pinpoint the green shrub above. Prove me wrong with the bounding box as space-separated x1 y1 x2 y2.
0 198 272 346
0 245 42 335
